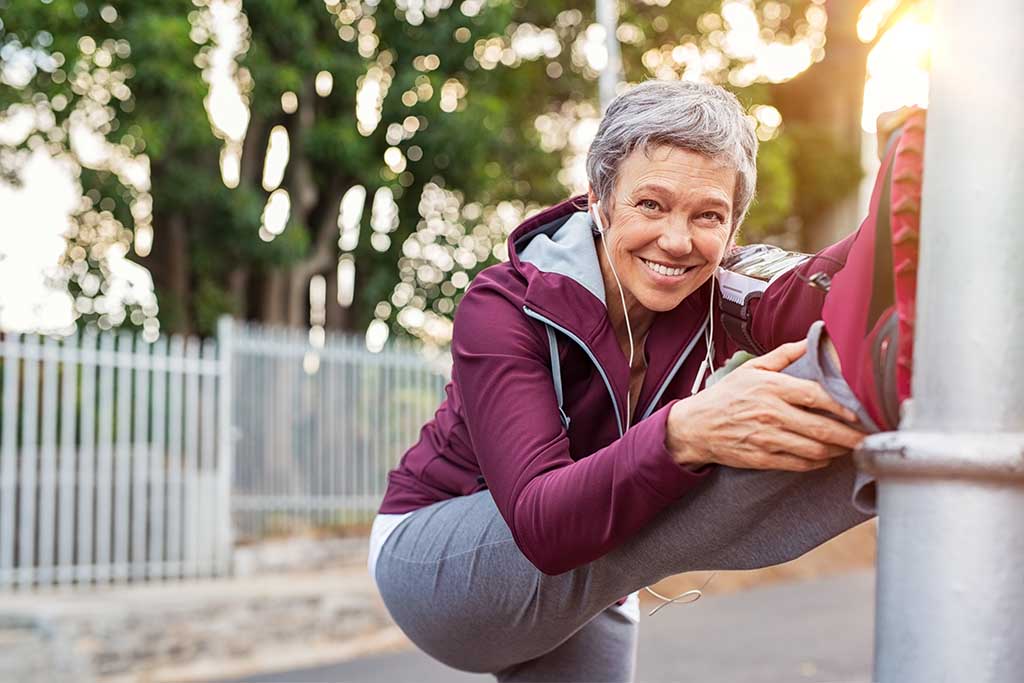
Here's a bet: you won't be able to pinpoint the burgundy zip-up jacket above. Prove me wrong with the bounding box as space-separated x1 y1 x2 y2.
378 197 856 576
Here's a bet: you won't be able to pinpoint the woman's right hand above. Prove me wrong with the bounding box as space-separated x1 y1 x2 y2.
665 340 867 472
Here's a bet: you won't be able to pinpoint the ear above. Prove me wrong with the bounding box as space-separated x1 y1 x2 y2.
587 187 599 211
713 230 737 268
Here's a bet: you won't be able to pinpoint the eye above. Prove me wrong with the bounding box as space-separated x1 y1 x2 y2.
637 199 662 212
698 210 725 224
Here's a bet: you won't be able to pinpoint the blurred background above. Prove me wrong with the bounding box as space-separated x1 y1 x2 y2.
1 0 930 343
0 1 931 681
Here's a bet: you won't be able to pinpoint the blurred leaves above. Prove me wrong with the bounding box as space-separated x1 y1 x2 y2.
1 0 865 343
786 122 864 224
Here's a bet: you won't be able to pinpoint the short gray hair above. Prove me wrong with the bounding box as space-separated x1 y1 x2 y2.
586 80 758 231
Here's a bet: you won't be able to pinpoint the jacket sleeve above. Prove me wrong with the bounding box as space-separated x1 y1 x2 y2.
738 231 859 353
452 279 708 575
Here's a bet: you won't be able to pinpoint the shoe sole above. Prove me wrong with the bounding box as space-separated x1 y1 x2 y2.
889 112 926 405
822 111 926 430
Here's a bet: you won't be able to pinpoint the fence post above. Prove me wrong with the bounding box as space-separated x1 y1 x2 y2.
216 315 235 575
0 333 21 589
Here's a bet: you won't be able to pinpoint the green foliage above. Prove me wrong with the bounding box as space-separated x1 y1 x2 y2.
194 279 236 336
785 121 864 223
305 115 373 172
1 0 864 343
741 133 796 243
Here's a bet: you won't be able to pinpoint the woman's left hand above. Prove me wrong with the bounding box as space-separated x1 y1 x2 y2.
665 339 867 472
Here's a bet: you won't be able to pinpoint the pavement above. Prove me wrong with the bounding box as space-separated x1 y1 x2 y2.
223 570 876 683
0 563 390 683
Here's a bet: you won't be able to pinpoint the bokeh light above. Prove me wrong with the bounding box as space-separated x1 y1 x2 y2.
338 185 367 252
261 125 290 192
192 0 251 189
260 188 291 238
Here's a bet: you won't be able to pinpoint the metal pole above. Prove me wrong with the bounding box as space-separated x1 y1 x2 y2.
595 0 623 109
857 1 1024 681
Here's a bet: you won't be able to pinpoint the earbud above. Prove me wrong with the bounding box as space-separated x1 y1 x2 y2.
591 200 605 234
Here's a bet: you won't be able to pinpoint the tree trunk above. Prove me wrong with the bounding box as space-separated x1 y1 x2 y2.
241 116 270 189
776 0 871 250
287 270 310 329
324 267 355 332
145 210 192 335
262 269 288 325
228 267 250 318
283 77 325 329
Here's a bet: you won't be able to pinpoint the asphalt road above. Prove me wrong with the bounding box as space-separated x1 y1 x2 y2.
229 571 875 683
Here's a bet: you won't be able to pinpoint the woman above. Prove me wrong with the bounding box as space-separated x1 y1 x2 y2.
369 80 922 681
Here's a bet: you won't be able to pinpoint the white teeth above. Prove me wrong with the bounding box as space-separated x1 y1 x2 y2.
642 258 689 277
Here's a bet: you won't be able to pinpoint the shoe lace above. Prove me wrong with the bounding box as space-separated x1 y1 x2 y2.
794 253 847 293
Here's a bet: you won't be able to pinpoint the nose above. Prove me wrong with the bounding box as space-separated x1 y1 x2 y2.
657 220 694 258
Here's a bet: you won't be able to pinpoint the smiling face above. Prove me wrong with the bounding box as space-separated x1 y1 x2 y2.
593 144 736 316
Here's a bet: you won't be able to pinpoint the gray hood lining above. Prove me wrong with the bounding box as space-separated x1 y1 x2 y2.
517 211 607 306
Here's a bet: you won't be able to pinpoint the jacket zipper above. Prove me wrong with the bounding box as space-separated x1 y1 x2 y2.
525 305 712 434
638 314 709 421
523 306 625 437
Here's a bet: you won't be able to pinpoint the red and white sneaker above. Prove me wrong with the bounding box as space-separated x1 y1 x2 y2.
822 109 926 431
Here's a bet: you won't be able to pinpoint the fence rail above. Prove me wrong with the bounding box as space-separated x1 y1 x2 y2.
0 318 449 589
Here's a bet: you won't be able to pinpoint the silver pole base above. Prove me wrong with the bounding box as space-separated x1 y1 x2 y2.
858 432 1024 682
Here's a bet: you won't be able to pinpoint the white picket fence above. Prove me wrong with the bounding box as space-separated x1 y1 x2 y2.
0 325 228 590
229 321 450 539
0 317 449 590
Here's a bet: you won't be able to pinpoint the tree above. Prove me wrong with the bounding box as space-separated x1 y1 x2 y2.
1 0 870 346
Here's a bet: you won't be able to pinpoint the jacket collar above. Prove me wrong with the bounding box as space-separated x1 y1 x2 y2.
508 196 711 425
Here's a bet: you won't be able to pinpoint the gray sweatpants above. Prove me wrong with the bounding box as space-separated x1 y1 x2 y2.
373 321 878 681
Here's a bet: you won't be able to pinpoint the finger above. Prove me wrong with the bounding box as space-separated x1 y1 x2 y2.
771 402 867 451
765 374 860 423
746 340 807 373
756 428 852 461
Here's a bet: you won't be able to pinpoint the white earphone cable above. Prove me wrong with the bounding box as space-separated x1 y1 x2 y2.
706 270 716 370
592 200 713 614
592 202 635 426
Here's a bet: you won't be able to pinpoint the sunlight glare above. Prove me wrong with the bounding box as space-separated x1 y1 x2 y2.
861 7 931 132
